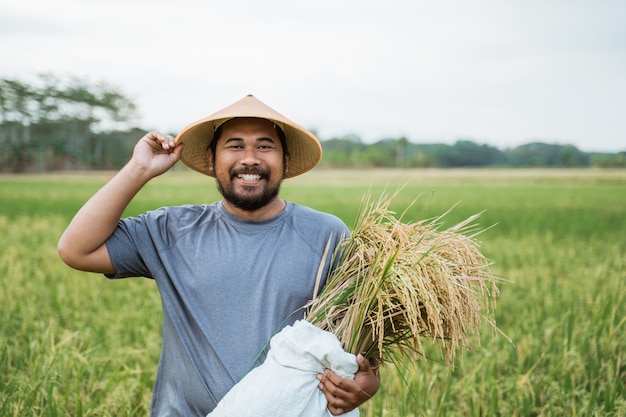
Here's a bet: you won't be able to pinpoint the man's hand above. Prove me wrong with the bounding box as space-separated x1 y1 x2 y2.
131 131 183 179
317 354 380 415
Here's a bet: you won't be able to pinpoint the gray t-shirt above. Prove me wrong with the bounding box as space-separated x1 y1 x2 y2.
105 201 349 416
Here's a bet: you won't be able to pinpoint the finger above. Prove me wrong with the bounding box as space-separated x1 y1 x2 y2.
317 372 338 396
320 384 350 415
321 369 347 388
327 404 345 416
354 355 381 400
146 131 176 151
318 372 360 409
171 142 184 158
318 373 344 403
357 354 371 372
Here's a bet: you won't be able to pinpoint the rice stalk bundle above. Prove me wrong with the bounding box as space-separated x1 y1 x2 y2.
305 191 499 366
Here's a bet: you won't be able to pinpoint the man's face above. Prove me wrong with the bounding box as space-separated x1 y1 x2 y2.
208 118 289 212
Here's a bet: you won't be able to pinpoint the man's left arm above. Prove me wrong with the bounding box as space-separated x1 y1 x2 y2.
317 354 380 415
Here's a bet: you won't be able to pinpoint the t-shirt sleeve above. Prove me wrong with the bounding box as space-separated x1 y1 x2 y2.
105 215 156 279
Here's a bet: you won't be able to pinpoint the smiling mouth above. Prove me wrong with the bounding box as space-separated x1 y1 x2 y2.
236 173 263 182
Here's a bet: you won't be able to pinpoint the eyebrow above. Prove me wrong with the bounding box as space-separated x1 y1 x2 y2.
223 136 277 144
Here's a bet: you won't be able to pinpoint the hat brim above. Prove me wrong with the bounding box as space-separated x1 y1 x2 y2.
175 95 322 179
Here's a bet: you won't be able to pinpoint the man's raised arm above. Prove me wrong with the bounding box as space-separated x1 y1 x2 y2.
58 131 183 274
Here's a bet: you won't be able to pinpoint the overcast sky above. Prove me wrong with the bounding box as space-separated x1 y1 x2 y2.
2 0 625 152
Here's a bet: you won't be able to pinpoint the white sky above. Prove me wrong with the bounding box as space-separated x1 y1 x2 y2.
2 0 625 152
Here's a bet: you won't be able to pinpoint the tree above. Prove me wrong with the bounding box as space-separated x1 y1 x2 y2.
426 140 506 167
395 137 408 168
320 135 367 168
506 142 587 167
0 74 137 172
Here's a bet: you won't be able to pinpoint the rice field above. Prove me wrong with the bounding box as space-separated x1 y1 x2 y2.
1 168 625 416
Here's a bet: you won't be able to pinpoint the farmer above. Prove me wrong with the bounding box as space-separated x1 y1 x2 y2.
58 94 380 416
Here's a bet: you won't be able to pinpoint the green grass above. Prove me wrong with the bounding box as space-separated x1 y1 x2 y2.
1 168 625 416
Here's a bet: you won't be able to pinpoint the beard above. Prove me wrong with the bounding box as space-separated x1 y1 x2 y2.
216 168 282 212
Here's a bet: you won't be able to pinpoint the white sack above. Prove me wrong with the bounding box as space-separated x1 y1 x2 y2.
207 319 359 417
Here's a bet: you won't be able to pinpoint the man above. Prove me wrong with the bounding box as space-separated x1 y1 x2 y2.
58 95 379 416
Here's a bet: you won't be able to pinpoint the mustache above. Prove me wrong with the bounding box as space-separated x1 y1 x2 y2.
230 167 270 179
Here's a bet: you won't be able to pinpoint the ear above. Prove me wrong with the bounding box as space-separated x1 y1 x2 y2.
207 148 215 172
283 152 290 175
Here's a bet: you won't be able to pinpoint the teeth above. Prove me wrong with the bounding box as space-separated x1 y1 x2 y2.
238 174 261 181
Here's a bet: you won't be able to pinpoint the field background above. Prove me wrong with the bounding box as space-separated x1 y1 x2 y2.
1 168 624 416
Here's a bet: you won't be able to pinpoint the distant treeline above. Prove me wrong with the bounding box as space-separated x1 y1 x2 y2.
318 136 625 169
1 75 624 173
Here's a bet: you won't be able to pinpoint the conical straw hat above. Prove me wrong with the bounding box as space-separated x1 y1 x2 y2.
175 95 322 178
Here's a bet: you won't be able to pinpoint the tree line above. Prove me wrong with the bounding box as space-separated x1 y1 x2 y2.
0 74 140 172
1 75 624 173
318 136 625 169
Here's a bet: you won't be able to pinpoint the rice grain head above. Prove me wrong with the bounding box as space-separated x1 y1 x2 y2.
305 190 499 367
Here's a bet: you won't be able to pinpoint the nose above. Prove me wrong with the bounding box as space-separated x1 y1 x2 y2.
240 146 260 166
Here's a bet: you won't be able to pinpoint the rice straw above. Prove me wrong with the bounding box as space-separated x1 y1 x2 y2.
305 190 499 366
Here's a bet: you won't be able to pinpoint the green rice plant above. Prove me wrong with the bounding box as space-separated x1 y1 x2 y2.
1 169 624 416
0 215 159 416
